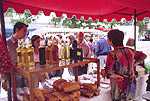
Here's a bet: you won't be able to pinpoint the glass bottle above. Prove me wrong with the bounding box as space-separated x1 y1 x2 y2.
16 42 23 67
27 41 34 68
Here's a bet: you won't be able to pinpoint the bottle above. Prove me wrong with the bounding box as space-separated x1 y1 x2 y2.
16 43 23 67
64 42 67 60
27 41 34 68
46 45 52 65
60 41 65 60
22 43 28 68
66 43 70 61
39 46 46 65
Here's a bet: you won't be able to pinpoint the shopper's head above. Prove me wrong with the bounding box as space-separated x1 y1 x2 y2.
31 35 40 48
77 32 84 43
53 36 58 45
107 29 124 47
13 22 28 39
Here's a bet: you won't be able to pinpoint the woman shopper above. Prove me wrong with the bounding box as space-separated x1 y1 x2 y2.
102 29 136 101
31 35 41 68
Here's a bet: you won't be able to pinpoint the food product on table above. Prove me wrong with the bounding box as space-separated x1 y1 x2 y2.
80 83 100 98
80 88 94 98
48 94 58 101
51 92 70 101
63 82 80 93
53 79 67 91
33 88 45 101
81 83 97 91
72 97 80 101
69 91 80 98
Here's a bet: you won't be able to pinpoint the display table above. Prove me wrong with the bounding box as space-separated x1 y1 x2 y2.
13 58 100 101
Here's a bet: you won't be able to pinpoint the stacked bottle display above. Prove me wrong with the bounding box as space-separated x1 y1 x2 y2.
16 40 34 69
16 36 75 68
60 42 70 61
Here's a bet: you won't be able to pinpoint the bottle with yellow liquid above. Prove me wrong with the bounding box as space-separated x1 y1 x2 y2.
46 45 52 65
60 42 65 60
66 44 70 60
22 43 29 69
27 42 34 68
16 43 23 67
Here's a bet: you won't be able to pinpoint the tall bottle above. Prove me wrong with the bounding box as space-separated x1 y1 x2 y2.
46 44 52 65
60 41 65 60
16 42 23 67
66 42 70 61
27 40 34 68
22 43 28 68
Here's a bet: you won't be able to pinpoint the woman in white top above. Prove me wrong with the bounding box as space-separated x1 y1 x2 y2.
31 35 41 68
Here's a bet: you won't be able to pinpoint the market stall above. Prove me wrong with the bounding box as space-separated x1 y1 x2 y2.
15 58 100 101
1 0 150 101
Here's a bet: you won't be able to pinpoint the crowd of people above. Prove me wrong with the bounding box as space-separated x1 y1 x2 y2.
0 22 147 101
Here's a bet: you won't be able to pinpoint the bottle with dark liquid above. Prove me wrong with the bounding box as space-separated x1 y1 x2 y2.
39 47 46 66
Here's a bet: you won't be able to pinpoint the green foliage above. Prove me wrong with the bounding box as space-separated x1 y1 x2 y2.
5 8 36 25
5 8 15 17
51 17 61 26
138 20 147 36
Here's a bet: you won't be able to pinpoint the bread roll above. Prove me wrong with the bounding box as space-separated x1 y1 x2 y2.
63 82 80 93
80 83 97 91
32 88 45 101
48 94 58 101
72 97 80 101
53 79 67 91
52 92 70 101
70 91 80 98
80 89 94 98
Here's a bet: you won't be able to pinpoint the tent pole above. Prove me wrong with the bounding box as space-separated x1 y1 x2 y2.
0 0 6 45
134 9 137 50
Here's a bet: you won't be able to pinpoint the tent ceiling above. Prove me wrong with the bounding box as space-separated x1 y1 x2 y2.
3 0 150 21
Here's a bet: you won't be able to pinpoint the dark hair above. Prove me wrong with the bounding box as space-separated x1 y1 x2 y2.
13 22 28 33
89 38 93 43
107 29 124 46
31 35 40 47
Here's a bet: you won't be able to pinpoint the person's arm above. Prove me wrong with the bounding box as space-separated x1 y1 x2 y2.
95 41 100 57
105 52 114 73
101 52 114 77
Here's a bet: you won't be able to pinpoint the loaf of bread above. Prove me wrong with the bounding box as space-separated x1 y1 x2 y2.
52 92 70 101
72 97 80 101
80 88 94 98
80 83 100 98
80 83 97 91
53 79 67 91
48 94 58 101
63 82 80 93
32 88 45 101
70 91 80 98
